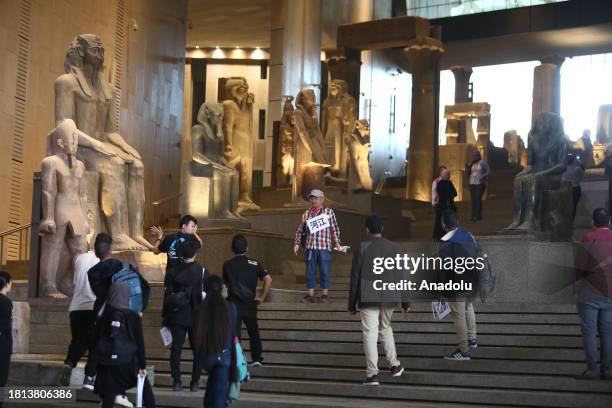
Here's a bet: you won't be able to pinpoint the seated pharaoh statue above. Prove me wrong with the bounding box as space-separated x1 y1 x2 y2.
181 102 245 225
292 89 331 201
55 34 151 250
347 119 373 192
502 112 573 240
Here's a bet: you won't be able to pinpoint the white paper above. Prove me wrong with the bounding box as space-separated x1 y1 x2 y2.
306 213 330 234
202 291 207 300
160 326 172 347
335 245 350 253
136 374 145 407
432 299 451 320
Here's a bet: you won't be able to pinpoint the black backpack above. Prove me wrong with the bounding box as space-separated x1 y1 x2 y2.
165 270 192 313
94 309 138 366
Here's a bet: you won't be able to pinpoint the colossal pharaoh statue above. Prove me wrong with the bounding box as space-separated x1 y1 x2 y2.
39 119 88 298
503 112 573 240
55 34 151 250
221 77 260 213
278 96 295 185
292 89 331 201
322 79 357 177
181 102 242 222
348 119 373 191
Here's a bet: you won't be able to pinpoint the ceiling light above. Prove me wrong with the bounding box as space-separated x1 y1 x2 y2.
236 46 240 49
216 46 220 49
256 46 260 50
195 45 199 49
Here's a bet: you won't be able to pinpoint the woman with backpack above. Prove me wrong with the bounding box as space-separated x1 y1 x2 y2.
93 282 156 407
193 275 238 408
162 240 205 392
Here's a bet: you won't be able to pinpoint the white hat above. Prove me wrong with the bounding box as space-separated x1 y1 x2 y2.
308 189 324 198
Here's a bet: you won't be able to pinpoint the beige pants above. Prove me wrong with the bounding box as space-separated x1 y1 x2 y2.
361 306 401 377
449 300 477 352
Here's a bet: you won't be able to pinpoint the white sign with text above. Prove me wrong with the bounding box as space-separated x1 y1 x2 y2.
306 213 330 234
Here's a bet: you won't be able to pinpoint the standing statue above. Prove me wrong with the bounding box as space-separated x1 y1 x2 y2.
39 119 88 298
221 77 260 213
55 34 151 250
182 102 241 220
322 79 357 177
279 96 295 185
503 112 572 239
348 119 373 191
293 89 331 201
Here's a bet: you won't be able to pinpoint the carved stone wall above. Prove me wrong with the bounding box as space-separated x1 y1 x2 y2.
0 0 187 235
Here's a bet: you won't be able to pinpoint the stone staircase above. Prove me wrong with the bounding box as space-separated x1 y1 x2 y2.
25 255 612 407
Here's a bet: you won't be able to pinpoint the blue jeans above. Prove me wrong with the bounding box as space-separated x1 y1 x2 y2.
305 249 332 289
199 348 231 408
576 299 612 372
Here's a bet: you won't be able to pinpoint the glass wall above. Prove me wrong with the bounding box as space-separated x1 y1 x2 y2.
406 0 567 20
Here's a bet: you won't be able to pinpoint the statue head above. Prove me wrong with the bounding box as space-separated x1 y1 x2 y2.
328 79 347 99
64 34 105 73
48 119 79 167
225 77 250 106
353 119 370 138
531 112 565 142
296 89 317 113
197 102 224 139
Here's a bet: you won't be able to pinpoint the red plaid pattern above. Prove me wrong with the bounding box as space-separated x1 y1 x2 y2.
294 207 341 251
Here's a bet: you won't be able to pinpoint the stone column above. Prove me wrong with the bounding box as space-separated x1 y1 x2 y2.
450 65 472 144
265 0 322 186
404 36 444 202
532 55 564 125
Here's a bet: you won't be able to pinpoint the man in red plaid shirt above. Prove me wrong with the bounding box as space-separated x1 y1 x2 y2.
294 189 342 303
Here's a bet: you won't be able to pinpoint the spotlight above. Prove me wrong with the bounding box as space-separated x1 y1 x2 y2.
216 46 220 49
195 45 199 49
236 46 240 49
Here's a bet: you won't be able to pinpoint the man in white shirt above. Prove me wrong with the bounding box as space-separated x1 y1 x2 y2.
64 251 98 384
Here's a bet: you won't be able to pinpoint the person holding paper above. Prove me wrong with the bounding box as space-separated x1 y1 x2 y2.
438 209 479 360
293 189 342 303
162 240 204 392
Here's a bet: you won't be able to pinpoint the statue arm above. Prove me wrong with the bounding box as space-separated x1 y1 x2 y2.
40 159 57 234
222 103 235 154
321 104 328 137
54 75 76 124
103 89 141 160
78 162 89 234
293 115 312 154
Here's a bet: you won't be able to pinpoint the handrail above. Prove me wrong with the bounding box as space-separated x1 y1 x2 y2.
0 223 32 238
152 193 182 206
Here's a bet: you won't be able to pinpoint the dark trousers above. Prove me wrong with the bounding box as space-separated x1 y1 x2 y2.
100 377 155 408
572 186 582 220
0 352 10 387
234 308 262 362
170 325 201 384
470 184 486 220
65 310 97 377
200 348 231 408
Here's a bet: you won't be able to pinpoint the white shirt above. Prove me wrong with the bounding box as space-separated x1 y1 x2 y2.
69 251 99 312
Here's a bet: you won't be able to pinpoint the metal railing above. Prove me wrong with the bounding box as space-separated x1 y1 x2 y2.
151 192 182 227
0 223 31 267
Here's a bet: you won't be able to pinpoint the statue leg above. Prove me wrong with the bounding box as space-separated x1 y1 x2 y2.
229 169 243 218
507 177 526 229
127 159 153 250
238 155 253 204
58 227 87 297
39 225 68 298
98 156 144 251
339 136 349 178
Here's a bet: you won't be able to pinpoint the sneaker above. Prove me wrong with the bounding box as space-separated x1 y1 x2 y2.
302 294 315 303
172 381 183 391
114 394 134 408
468 338 478 348
390 365 404 377
320 294 330 304
363 375 380 385
82 375 95 391
444 349 471 360
250 360 263 367
574 370 600 380
190 381 199 392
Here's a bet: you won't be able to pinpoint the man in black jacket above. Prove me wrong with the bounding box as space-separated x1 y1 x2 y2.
348 215 409 386
86 232 150 401
162 240 204 392
223 235 272 366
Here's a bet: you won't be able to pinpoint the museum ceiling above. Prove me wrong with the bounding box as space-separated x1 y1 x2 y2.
187 0 271 49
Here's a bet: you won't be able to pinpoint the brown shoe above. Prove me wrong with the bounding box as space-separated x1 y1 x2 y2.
301 294 315 303
320 294 330 303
